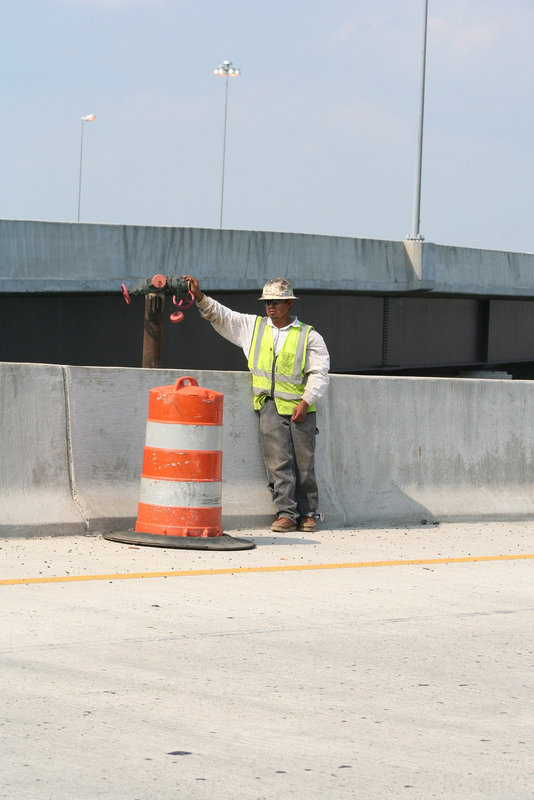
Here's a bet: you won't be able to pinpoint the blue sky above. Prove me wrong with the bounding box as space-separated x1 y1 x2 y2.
2 0 533 252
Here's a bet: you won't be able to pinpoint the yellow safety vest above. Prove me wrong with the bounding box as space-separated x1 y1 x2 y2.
247 317 316 414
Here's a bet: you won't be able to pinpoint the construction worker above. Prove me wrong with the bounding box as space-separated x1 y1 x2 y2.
184 275 330 533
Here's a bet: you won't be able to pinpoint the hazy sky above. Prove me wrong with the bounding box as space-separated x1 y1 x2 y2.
2 0 533 252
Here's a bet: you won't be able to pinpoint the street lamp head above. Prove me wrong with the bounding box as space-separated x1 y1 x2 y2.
81 114 96 122
213 60 240 77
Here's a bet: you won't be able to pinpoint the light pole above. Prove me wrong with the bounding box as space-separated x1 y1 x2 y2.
407 0 428 241
77 113 96 222
213 60 240 228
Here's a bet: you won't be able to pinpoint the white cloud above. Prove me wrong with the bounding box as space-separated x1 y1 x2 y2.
58 0 168 7
429 15 501 58
327 16 379 47
326 11 405 49
429 0 534 62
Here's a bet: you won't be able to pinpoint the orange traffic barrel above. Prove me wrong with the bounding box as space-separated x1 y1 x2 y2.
105 377 255 550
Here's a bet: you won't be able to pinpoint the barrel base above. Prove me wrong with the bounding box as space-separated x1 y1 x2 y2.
103 529 256 550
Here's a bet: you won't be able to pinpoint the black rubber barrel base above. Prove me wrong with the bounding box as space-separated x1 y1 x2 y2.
103 530 256 550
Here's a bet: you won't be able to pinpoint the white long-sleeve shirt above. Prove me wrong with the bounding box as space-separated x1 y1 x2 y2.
197 295 330 407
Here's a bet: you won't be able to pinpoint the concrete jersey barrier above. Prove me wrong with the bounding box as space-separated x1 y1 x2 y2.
64 366 274 533
318 375 534 524
2 362 534 536
0 363 86 536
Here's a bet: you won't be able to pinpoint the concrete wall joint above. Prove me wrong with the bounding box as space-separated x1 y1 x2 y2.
62 367 90 531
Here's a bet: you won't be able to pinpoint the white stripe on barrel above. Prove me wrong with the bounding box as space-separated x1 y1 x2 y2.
144 420 223 451
139 478 222 508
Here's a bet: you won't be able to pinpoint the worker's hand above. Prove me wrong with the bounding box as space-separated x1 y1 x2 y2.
291 400 309 423
183 275 204 302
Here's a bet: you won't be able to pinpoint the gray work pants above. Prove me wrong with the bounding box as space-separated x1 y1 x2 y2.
258 398 318 522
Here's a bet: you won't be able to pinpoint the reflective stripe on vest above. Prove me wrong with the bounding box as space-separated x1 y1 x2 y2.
247 316 316 414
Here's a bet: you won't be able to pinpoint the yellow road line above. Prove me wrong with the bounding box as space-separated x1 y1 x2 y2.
1 553 533 586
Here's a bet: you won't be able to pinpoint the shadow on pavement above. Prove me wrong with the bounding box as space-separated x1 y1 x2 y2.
250 536 319 546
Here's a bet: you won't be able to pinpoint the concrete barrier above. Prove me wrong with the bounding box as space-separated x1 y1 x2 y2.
0 363 86 536
65 366 273 532
318 375 534 525
2 362 534 536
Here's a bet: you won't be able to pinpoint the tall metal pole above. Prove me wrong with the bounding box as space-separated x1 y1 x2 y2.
77 114 95 223
408 0 428 240
77 119 84 222
219 73 229 229
214 61 240 229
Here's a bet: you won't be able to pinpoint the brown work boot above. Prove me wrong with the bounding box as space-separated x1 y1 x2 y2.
298 515 316 532
271 516 297 532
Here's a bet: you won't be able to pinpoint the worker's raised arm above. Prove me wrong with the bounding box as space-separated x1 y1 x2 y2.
183 274 257 355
